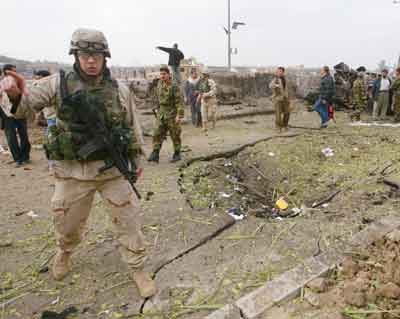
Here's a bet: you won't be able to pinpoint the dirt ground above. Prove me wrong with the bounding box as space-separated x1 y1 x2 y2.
2 103 400 319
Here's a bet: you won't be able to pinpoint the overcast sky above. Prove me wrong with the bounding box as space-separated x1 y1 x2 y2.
1 0 399 69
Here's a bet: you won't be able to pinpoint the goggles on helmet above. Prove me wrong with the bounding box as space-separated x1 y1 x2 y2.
71 41 108 51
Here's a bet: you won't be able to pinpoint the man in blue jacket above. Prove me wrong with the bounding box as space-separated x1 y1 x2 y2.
156 44 184 84
314 66 335 128
372 69 392 121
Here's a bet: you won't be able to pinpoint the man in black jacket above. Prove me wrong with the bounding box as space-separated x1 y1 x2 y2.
156 44 184 84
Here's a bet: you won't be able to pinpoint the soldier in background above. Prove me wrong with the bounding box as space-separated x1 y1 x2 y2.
269 67 290 132
333 62 356 110
198 69 218 133
350 66 368 122
391 68 400 122
148 66 184 163
5 28 156 298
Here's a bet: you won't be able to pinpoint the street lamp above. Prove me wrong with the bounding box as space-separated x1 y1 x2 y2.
224 0 245 71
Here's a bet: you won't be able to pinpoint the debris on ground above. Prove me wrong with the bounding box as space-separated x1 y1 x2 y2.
40 307 79 319
0 239 13 248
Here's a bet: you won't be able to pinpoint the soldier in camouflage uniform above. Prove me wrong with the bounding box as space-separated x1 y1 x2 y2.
269 67 290 131
350 67 368 122
148 66 184 163
5 28 156 298
198 69 218 132
391 68 400 122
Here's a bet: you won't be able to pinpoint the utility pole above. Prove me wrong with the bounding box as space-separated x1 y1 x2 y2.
228 0 232 71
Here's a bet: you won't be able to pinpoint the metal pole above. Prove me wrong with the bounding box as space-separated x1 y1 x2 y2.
228 0 231 71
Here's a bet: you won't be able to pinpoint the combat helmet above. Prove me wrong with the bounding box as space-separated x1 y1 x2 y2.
202 67 211 76
69 28 111 58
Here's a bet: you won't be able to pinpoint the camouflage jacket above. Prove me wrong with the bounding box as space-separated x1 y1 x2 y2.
269 76 289 102
199 78 217 100
392 78 400 97
157 80 184 120
352 78 367 109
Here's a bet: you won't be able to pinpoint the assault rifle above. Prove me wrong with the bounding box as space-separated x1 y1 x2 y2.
60 72 141 199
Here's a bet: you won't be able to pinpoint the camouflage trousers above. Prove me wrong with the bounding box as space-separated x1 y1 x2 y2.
152 117 182 152
201 97 217 127
394 96 400 122
350 104 365 122
51 175 147 270
274 99 290 128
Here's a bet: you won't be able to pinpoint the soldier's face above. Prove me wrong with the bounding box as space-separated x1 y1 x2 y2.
78 51 105 76
160 71 170 82
276 69 284 77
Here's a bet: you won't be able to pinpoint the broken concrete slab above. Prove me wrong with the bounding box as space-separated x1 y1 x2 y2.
235 253 335 319
203 304 242 319
208 216 400 319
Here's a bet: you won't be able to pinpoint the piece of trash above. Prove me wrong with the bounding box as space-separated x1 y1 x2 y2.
276 198 289 210
145 191 155 201
291 207 302 215
268 152 275 157
274 217 284 221
209 201 216 209
51 296 60 305
226 175 239 183
224 161 233 167
27 211 39 218
321 148 334 157
353 147 359 152
39 266 49 274
15 210 29 217
322 203 329 208
219 192 232 198
227 207 246 221
41 306 78 319
229 213 245 221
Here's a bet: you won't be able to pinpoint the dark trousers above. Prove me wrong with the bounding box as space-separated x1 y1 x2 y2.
190 100 202 127
4 117 31 163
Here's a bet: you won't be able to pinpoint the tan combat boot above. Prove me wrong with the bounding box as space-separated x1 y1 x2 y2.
52 250 71 280
132 270 157 298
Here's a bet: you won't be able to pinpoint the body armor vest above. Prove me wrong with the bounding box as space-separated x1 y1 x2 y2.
44 70 136 161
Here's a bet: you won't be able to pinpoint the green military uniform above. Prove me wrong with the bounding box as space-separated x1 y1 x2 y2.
392 78 400 122
152 80 184 153
351 77 367 121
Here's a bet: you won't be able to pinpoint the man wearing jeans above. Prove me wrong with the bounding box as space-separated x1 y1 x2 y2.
314 66 335 128
373 69 392 121
156 44 184 84
0 64 32 167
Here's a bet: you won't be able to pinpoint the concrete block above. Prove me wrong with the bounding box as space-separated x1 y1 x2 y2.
203 304 242 319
